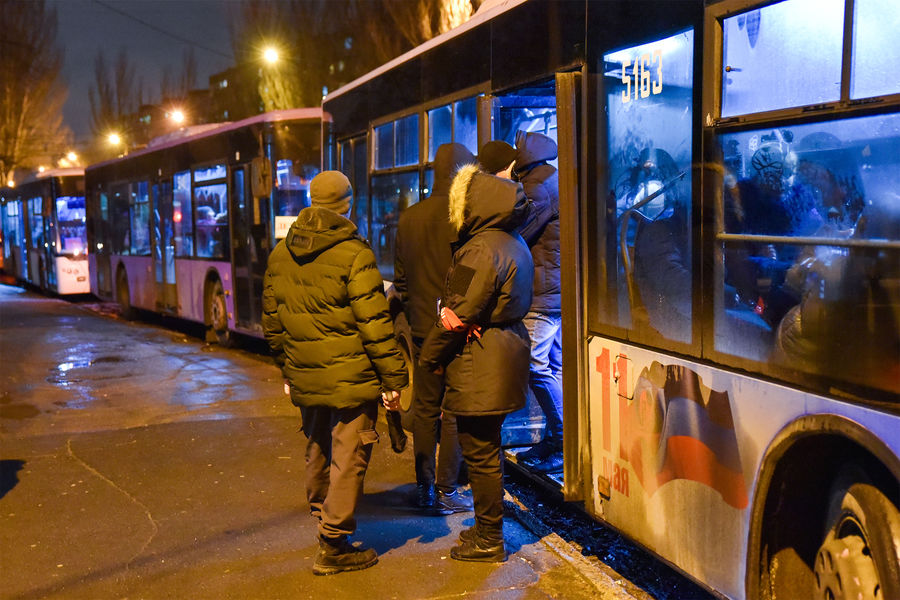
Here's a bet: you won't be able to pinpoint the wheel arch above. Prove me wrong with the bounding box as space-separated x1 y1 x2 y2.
745 413 900 599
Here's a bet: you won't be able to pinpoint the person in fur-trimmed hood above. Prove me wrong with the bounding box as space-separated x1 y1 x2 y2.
419 163 534 563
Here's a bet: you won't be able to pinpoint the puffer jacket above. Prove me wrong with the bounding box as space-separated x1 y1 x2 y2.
419 164 534 416
514 130 561 315
262 206 408 409
394 143 476 339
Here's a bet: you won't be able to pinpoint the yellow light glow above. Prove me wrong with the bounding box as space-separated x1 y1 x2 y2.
38 166 46 173
170 109 185 124
263 47 279 64
6 180 14 188
108 133 121 145
67 151 78 162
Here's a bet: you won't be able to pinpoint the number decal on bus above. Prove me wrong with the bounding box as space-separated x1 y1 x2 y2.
621 49 663 103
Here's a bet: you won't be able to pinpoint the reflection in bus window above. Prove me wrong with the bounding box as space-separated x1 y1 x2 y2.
851 0 900 99
603 29 694 344
130 181 151 256
371 171 418 279
110 184 130 255
173 171 192 257
56 196 86 254
428 104 452 162
721 0 843 117
716 112 900 393
454 97 478 155
195 183 229 258
395 114 419 167
273 159 315 218
28 198 43 249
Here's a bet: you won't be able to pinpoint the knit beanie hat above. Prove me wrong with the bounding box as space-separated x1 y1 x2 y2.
309 170 352 214
477 140 517 175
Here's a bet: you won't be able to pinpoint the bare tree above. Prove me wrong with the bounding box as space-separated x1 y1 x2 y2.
88 48 144 149
160 47 198 101
0 0 72 185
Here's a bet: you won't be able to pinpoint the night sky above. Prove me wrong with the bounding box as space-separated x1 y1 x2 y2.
50 0 235 143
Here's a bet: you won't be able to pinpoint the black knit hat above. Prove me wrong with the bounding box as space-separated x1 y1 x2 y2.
477 140 517 175
310 170 352 214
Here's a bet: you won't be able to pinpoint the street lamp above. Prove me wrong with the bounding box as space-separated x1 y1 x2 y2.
169 109 185 125
263 46 280 65
108 133 121 146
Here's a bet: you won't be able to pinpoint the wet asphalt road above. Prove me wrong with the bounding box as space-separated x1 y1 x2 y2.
0 284 713 599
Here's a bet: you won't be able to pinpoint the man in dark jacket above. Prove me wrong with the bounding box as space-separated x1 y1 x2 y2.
394 143 475 515
262 171 408 575
512 131 564 473
420 164 534 562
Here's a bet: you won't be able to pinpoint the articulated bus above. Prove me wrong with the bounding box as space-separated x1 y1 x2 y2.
85 108 324 343
322 0 900 597
0 168 90 295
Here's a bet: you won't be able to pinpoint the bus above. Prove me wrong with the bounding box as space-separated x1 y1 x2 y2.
0 168 89 295
322 0 900 598
85 108 324 344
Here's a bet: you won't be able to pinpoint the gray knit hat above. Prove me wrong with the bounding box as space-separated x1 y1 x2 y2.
310 170 352 214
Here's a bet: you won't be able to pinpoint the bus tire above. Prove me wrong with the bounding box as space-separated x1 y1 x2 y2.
116 267 135 320
205 278 232 347
814 481 900 600
393 312 415 432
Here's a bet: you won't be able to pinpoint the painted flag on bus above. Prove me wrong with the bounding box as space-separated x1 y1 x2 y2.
621 363 748 509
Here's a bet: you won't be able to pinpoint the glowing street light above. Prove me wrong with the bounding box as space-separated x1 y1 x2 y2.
263 46 280 65
67 151 78 163
169 109 185 124
108 133 122 146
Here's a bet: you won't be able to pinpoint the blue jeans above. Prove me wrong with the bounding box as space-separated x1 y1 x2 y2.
523 312 563 445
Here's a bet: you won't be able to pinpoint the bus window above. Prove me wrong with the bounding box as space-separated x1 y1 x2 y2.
130 181 151 256
851 0 900 99
109 183 131 255
272 120 321 219
56 196 86 255
716 112 900 393
601 29 695 345
173 171 192 257
454 96 478 156
721 0 843 117
395 114 419 167
28 197 43 249
428 104 453 162
195 182 228 259
371 171 418 280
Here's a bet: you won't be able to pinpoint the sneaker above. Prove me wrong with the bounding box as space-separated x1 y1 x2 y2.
531 451 564 473
450 535 507 563
313 536 378 575
436 489 473 514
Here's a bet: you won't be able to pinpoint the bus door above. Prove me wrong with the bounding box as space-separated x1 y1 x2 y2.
230 166 261 332
491 79 562 452
93 190 112 297
152 181 177 312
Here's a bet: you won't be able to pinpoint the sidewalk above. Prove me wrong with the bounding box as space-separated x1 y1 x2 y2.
2 412 639 600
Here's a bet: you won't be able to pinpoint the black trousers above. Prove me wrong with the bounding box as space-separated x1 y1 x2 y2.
412 340 463 493
456 413 506 539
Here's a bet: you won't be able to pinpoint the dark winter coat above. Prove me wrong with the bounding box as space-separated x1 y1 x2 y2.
262 206 408 409
394 143 476 339
514 131 561 315
419 164 534 416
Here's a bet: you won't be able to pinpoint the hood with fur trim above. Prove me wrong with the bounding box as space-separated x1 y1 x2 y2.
449 164 527 240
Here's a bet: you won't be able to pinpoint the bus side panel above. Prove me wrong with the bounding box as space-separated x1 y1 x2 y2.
587 338 900 598
174 260 234 326
119 256 154 310
54 256 90 295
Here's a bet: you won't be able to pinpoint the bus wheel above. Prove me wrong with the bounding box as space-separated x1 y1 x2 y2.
205 279 232 347
814 482 900 600
116 269 135 320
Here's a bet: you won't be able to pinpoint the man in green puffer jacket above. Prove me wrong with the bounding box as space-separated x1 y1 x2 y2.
262 170 408 575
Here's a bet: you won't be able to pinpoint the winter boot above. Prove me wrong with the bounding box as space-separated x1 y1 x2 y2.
313 536 378 575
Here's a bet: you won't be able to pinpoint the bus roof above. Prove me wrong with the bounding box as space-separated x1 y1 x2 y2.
323 0 528 104
88 107 326 170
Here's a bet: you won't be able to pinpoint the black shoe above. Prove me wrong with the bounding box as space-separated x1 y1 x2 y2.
457 525 477 544
436 489 473 514
532 451 564 473
516 439 556 463
313 536 378 575
414 483 452 516
451 535 507 563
